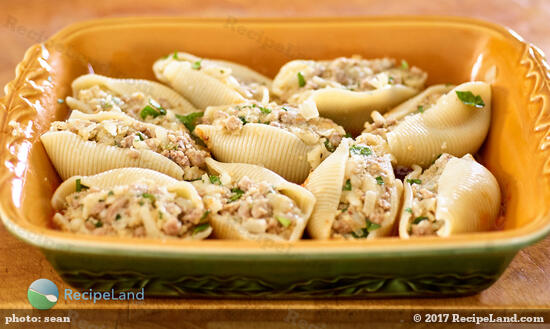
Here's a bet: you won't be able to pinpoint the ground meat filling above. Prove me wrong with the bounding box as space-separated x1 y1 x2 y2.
203 102 346 168
331 143 394 239
192 174 303 240
407 154 453 236
362 88 450 137
282 56 427 103
69 85 187 131
50 118 208 179
53 182 209 238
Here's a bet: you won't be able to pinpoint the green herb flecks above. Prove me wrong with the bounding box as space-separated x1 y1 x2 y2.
343 179 352 191
324 139 336 152
140 105 161 119
193 223 210 234
176 111 204 132
401 60 409 70
276 216 291 228
209 175 222 185
142 193 156 206
417 105 424 113
228 187 244 202
192 60 202 70
94 220 103 228
200 210 210 223
149 99 166 115
351 220 381 238
406 178 422 185
75 178 89 192
455 90 485 108
413 216 429 224
350 145 372 156
259 106 271 114
375 176 384 185
297 72 306 87
405 207 413 214
115 214 121 221
238 116 247 125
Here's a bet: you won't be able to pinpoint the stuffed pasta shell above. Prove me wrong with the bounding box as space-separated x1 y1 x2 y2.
194 101 346 183
65 74 202 132
305 136 402 240
41 111 209 180
153 52 272 108
51 168 212 239
398 154 500 238
191 158 315 241
362 82 492 167
272 56 427 135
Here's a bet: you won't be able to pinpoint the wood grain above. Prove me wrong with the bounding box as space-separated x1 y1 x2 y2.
1 0 550 326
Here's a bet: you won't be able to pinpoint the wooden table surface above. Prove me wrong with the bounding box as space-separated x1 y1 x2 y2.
1 0 550 327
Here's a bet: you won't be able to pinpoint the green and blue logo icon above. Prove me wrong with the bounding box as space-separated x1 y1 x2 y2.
27 279 58 310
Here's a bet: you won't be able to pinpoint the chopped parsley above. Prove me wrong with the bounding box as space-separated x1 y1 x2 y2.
324 139 336 152
228 187 245 202
175 111 204 132
259 106 271 114
281 106 289 111
343 179 352 191
388 76 395 84
158 211 163 219
351 220 381 238
75 178 89 192
136 132 145 141
455 90 485 108
375 176 384 185
200 210 210 222
406 178 422 185
193 223 210 234
57 98 64 104
405 207 413 214
413 216 429 224
108 190 114 196
142 193 156 205
192 60 202 70
276 216 291 228
94 220 103 228
149 99 166 115
172 52 179 60
401 60 409 70
115 214 121 221
238 116 247 125
417 105 424 113
297 72 306 87
138 200 145 206
209 175 222 185
350 145 372 156
140 105 161 119
344 133 352 138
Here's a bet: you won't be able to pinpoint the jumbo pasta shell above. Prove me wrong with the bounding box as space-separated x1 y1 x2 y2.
304 139 350 239
195 123 311 183
305 138 402 240
67 73 197 114
41 131 184 180
205 158 315 241
306 86 419 136
387 82 491 167
398 154 500 238
153 52 272 108
51 168 210 240
384 84 455 122
41 111 188 180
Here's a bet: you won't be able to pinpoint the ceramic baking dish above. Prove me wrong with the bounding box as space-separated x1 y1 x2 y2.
1 16 550 298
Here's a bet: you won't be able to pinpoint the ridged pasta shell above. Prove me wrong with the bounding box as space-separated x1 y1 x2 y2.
272 60 419 135
153 52 272 109
305 138 402 240
195 123 311 183
51 168 210 240
41 111 189 180
387 81 492 167
205 158 315 241
398 154 500 238
384 84 455 122
67 73 197 114
304 139 350 239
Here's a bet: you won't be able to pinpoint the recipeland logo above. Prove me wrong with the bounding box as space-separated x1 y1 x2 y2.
27 279 59 310
27 278 145 310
